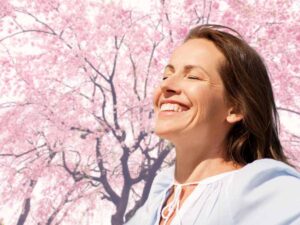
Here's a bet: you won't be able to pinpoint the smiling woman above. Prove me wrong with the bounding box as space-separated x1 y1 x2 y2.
153 38 233 160
125 24 300 225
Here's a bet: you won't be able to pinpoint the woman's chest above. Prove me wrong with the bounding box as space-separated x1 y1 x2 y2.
155 182 232 225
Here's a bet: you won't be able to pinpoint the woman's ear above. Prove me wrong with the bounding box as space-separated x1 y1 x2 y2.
226 107 243 124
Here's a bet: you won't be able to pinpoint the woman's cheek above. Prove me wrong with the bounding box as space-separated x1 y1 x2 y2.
152 88 160 109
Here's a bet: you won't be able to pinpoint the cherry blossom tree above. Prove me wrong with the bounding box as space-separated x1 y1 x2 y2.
0 0 299 224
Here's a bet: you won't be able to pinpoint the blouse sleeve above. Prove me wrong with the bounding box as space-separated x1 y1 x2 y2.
229 159 300 225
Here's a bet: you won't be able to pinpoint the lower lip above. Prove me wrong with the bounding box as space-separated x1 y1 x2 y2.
158 110 187 116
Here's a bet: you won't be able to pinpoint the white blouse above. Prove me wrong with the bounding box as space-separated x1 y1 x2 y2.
126 159 300 225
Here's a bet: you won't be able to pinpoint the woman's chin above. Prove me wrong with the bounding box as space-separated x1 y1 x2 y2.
154 126 181 141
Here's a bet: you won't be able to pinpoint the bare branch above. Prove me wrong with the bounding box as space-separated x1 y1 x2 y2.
277 107 300 116
129 53 141 101
0 144 46 158
84 58 109 82
15 9 56 34
0 30 55 43
143 42 158 99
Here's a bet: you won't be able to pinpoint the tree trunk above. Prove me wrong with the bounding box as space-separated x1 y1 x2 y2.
17 180 37 225
16 198 31 225
111 211 124 225
46 211 57 225
111 194 129 225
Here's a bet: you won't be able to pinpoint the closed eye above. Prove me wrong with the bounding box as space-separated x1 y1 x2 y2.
188 76 201 80
162 75 202 80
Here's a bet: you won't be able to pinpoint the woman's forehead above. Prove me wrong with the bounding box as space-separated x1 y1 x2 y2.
167 39 225 79
170 39 224 63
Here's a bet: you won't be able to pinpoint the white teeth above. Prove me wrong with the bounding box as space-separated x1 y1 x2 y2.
160 103 183 112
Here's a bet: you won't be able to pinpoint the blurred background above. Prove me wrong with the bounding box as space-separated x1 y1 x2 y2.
0 0 299 224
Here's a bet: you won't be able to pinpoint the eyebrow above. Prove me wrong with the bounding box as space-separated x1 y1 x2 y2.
164 64 211 77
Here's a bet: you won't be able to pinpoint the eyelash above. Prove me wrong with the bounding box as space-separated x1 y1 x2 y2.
162 75 201 80
188 76 200 80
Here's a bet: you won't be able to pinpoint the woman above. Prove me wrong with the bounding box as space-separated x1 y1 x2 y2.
126 24 300 225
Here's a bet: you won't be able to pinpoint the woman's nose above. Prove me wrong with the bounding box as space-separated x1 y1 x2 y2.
160 75 181 94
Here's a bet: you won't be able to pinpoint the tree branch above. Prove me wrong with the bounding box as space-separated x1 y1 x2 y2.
277 107 300 116
95 137 120 205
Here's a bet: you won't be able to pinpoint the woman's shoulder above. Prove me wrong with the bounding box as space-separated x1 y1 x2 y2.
230 158 300 198
232 158 300 187
243 158 298 171
228 158 300 224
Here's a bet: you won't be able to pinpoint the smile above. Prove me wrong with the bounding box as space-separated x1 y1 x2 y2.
160 103 189 113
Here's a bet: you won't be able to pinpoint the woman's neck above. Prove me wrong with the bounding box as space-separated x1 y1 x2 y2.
174 143 241 183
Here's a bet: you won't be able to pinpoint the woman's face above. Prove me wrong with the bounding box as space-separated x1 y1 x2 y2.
153 38 231 143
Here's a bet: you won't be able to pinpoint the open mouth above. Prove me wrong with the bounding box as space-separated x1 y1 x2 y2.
159 103 190 113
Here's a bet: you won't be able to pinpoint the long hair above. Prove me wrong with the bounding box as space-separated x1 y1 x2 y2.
185 24 289 165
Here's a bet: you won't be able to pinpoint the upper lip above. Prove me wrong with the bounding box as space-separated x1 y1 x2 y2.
159 99 190 109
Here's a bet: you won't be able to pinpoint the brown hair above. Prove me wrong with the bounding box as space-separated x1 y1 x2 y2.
185 24 289 165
